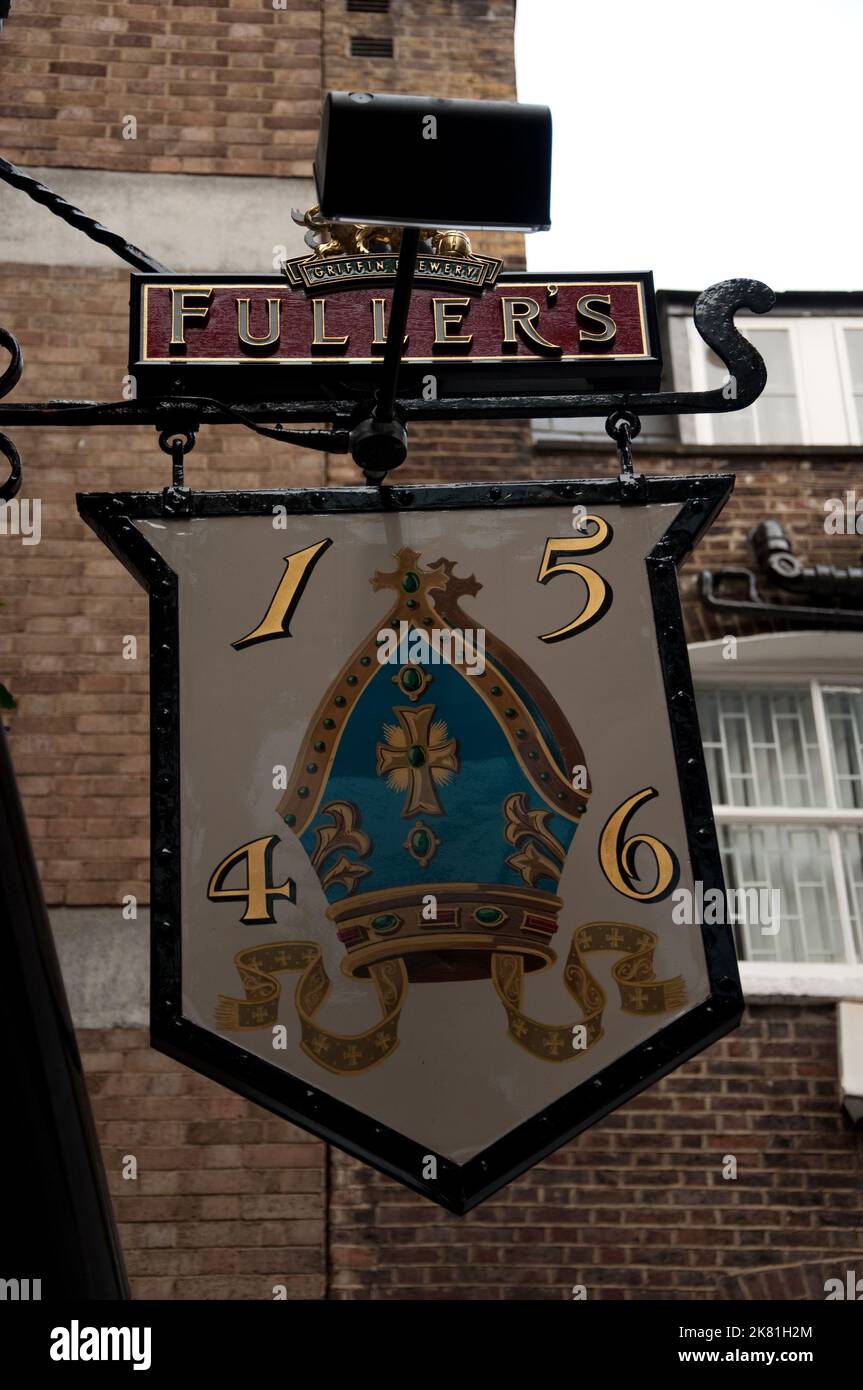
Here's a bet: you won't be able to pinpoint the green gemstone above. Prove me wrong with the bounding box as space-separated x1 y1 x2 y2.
371 913 399 933
528 750 539 760
401 667 422 691
306 763 318 774
406 599 418 609
347 674 358 686
557 791 567 802
283 813 296 826
490 685 502 696
423 616 434 626
323 718 335 729
298 786 309 798
402 571 421 593
407 744 426 768
504 708 516 718
334 695 346 707
313 741 325 753
411 829 431 858
516 729 527 739
539 772 549 782
360 655 372 666
475 907 505 926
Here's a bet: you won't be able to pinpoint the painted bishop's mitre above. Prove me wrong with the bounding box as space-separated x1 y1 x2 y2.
277 547 590 983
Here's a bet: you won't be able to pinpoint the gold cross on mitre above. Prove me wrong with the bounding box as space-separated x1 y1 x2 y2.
376 705 459 817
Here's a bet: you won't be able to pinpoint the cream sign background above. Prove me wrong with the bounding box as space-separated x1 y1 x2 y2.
138 502 713 1165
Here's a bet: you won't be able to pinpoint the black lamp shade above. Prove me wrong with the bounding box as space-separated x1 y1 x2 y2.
314 91 552 233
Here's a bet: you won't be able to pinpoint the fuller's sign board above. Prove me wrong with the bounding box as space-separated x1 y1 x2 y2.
78 478 743 1212
129 257 661 400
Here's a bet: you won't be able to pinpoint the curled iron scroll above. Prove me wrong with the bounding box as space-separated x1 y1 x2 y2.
402 278 778 421
0 327 23 501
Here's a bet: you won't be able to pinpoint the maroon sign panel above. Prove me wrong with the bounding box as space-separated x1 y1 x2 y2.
130 267 661 401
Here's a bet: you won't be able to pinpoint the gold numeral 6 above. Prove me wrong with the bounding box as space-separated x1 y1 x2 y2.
599 788 679 902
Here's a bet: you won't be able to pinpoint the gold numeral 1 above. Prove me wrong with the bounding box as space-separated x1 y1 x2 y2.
232 538 332 651
537 518 613 641
599 787 679 902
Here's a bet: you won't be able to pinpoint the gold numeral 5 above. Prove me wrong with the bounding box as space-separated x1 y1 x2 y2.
537 517 613 641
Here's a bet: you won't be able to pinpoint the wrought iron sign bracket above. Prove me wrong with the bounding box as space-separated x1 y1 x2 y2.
0 156 775 495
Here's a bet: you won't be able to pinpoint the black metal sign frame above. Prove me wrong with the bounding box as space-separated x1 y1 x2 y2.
77 474 743 1215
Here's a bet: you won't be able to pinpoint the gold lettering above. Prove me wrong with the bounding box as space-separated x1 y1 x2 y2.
432 297 473 346
311 297 348 348
577 294 617 344
170 287 212 347
500 297 561 354
237 297 281 348
370 297 409 351
232 539 332 650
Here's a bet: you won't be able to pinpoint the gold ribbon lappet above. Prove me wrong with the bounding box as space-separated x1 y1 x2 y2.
215 941 407 1075
492 920 686 1061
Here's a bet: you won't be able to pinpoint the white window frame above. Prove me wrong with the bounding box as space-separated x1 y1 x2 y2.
833 319 863 446
690 631 863 1000
687 315 860 447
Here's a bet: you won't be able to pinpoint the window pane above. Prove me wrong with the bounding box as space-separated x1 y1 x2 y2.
841 828 863 959
845 329 863 391
711 409 758 445
701 331 802 444
749 329 796 392
825 689 863 808
703 349 756 443
719 823 846 963
694 687 825 808
757 393 802 444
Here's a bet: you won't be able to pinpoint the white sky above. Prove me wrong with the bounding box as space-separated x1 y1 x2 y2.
515 0 862 292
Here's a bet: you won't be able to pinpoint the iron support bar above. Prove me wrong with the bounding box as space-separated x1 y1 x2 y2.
0 154 170 274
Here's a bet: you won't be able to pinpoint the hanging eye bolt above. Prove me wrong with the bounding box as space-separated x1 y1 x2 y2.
605 410 643 500
158 428 197 511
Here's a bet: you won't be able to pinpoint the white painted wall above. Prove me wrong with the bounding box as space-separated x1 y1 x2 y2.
0 167 316 272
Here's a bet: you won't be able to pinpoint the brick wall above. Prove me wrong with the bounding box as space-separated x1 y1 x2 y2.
0 0 322 177
0 0 519 179
82 1027 326 1299
80 1006 863 1299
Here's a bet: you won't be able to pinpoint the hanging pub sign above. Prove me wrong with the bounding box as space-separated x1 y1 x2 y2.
78 477 743 1212
128 211 661 401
